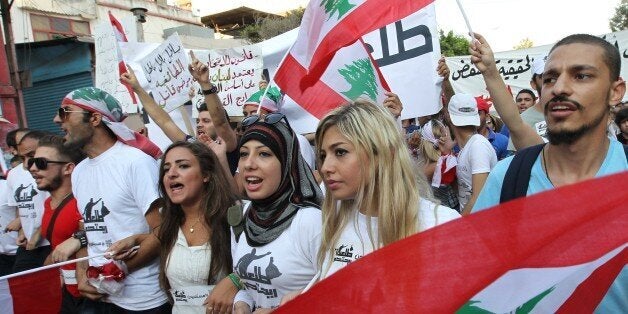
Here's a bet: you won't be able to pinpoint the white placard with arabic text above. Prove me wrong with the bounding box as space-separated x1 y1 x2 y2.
139 33 193 112
190 45 263 117
94 22 137 113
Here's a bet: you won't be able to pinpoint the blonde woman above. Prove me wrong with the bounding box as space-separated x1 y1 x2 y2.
315 101 460 280
418 119 460 211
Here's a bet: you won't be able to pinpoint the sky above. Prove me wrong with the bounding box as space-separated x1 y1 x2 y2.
435 0 622 52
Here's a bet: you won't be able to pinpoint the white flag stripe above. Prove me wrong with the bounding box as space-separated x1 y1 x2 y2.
469 244 626 313
0 278 13 314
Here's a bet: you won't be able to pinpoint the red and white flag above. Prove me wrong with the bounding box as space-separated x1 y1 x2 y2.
108 11 137 105
276 39 389 119
276 172 628 313
0 267 61 313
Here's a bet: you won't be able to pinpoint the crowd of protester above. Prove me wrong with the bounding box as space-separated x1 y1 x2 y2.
0 31 626 314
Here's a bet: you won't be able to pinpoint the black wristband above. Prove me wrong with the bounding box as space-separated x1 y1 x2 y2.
202 85 218 95
72 230 88 248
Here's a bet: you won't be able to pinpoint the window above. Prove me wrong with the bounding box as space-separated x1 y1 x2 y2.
30 14 90 41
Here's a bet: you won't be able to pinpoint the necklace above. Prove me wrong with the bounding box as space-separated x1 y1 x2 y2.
541 147 555 187
187 216 202 233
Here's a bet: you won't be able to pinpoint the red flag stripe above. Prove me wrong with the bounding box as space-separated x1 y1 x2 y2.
275 172 628 313
118 61 138 104
8 267 61 313
557 248 627 313
306 0 434 79
275 54 347 119
108 11 128 42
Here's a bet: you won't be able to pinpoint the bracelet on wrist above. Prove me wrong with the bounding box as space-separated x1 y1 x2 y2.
228 273 244 290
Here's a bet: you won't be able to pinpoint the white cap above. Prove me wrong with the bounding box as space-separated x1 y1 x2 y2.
532 56 546 75
448 94 480 126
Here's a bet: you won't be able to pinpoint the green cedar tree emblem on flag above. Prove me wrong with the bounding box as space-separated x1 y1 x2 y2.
338 58 378 101
456 287 555 314
320 0 355 20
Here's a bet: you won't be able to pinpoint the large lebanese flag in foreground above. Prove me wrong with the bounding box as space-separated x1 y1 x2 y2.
0 267 61 313
277 172 628 313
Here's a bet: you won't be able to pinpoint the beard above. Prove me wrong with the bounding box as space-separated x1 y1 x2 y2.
545 96 608 145
39 174 63 192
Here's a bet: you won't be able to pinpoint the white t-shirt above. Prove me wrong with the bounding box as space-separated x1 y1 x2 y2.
6 164 50 247
456 134 497 210
167 229 215 314
0 179 18 254
72 142 166 310
232 205 321 310
319 199 460 279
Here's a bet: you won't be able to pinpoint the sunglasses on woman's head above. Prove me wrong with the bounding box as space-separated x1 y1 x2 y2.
27 157 70 170
58 107 90 121
241 112 291 130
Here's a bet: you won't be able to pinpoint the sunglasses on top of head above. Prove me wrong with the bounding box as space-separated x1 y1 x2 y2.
27 157 70 170
241 112 292 131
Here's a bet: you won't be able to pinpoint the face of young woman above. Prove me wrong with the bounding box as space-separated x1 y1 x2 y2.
319 126 363 200
238 140 282 200
162 147 206 208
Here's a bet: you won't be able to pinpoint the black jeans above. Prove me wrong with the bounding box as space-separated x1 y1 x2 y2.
80 299 171 314
61 287 84 314
0 253 16 276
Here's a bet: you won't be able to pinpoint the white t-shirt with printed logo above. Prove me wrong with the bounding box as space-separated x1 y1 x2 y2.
72 141 166 310
0 179 18 254
6 164 49 247
319 199 460 279
231 205 321 310
456 134 497 210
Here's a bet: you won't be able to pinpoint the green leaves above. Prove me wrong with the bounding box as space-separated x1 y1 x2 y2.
320 0 356 20
338 58 378 101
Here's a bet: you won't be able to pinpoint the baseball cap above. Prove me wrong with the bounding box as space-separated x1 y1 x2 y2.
448 94 480 126
475 96 491 113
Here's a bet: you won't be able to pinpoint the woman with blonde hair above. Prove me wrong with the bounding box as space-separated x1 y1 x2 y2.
314 101 460 280
418 119 460 211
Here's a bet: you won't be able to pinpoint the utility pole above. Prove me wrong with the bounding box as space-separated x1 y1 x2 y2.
130 7 147 43
0 0 27 126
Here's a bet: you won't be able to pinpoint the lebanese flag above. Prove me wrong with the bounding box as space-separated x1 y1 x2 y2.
276 172 628 313
290 0 434 80
108 11 137 104
0 268 61 313
276 39 389 119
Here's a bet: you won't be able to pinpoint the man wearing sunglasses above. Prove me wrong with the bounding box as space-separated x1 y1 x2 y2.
54 87 168 312
28 135 86 312
6 130 51 272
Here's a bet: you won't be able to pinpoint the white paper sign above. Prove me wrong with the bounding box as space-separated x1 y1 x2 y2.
139 33 193 112
190 45 263 117
94 22 137 113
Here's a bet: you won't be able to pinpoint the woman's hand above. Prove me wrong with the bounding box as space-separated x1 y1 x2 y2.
233 301 252 314
279 289 302 306
119 66 142 91
106 235 139 260
204 277 238 314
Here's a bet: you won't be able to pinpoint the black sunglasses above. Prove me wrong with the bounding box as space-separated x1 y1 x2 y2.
27 157 70 170
241 112 291 130
58 107 90 120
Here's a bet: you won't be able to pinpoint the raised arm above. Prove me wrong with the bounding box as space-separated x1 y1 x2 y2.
188 51 238 152
120 67 188 142
469 33 543 148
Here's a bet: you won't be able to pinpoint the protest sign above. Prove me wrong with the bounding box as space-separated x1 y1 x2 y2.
446 29 628 100
139 33 193 112
94 22 137 113
189 45 264 117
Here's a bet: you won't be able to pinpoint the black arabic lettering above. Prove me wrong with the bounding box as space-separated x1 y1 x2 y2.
365 21 434 67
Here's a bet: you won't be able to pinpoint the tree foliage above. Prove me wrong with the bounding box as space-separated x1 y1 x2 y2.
439 30 469 57
609 0 628 32
240 8 305 43
513 38 534 50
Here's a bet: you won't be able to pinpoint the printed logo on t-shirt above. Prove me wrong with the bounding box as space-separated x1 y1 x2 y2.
83 198 110 234
535 121 547 138
235 248 282 299
14 184 38 218
333 244 362 264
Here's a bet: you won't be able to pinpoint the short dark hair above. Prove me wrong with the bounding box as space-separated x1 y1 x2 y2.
516 89 537 100
6 128 29 149
37 135 86 164
20 130 53 144
197 102 208 113
549 34 621 80
615 107 628 126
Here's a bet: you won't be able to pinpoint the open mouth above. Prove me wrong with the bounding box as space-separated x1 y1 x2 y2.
169 182 184 192
245 176 263 191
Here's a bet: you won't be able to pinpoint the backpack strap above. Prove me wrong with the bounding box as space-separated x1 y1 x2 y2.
500 144 546 204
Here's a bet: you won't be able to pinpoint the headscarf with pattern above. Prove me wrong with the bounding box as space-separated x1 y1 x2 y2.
62 87 162 159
